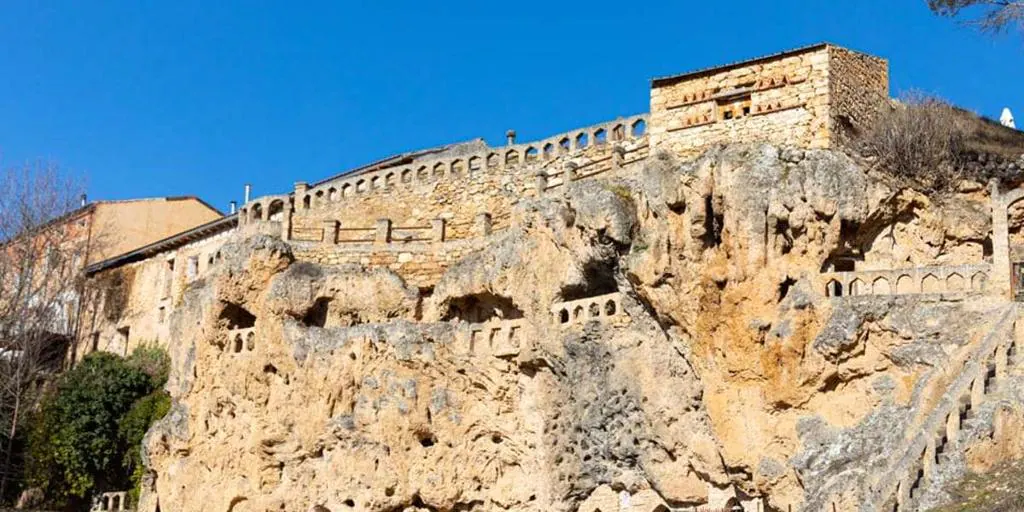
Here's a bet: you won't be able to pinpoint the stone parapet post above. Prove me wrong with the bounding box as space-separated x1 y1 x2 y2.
322 220 338 245
431 218 446 242
475 213 492 237
611 145 625 171
991 180 1011 298
375 219 392 245
534 172 548 195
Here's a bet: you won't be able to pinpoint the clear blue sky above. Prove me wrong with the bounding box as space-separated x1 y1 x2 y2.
0 1 1020 213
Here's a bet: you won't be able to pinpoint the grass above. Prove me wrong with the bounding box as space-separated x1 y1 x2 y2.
929 459 1024 511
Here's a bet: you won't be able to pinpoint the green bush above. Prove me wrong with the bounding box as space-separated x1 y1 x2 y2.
120 390 170 504
25 347 171 507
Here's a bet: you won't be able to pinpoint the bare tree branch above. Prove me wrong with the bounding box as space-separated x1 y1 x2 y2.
927 0 1024 34
0 161 91 502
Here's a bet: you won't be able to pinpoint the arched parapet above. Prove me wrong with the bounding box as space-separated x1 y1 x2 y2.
550 292 626 326
820 263 993 299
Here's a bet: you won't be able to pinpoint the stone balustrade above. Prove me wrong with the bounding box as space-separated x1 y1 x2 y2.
551 292 625 325
239 115 648 217
91 491 130 512
461 318 525 357
290 213 500 246
821 263 991 298
870 305 1018 511
227 327 256 354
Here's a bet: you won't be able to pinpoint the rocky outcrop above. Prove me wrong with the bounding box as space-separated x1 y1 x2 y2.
139 143 1024 512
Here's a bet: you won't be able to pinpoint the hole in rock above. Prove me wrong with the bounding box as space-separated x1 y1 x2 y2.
778 277 797 302
220 303 256 329
303 297 332 328
702 195 723 247
443 293 523 323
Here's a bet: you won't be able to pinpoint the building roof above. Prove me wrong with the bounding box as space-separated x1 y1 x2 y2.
651 42 834 87
84 213 238 276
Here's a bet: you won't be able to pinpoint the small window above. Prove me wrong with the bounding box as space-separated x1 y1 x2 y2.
158 306 166 323
187 256 199 280
91 332 100 353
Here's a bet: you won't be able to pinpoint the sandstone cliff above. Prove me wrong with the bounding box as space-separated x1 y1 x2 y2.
137 144 1024 512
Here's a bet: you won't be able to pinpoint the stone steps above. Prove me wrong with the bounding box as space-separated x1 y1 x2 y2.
871 305 1019 512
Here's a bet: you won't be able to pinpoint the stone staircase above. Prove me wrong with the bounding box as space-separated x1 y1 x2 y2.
865 304 1020 512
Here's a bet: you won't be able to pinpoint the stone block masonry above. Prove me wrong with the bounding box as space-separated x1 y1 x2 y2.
649 43 888 158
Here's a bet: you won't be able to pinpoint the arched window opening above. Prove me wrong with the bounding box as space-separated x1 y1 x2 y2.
401 168 413 183
631 119 647 137
267 200 285 221
251 203 264 221
468 156 482 173
328 188 338 201
486 153 499 168
505 150 520 166
302 195 311 209
433 162 446 178
575 132 589 149
525 147 539 162
451 159 465 176
559 137 571 152
604 300 617 316
594 128 607 145
612 124 625 141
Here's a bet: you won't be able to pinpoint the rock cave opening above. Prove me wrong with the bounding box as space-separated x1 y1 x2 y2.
778 276 798 302
303 297 332 328
560 260 619 302
443 293 523 323
219 302 256 329
701 195 724 247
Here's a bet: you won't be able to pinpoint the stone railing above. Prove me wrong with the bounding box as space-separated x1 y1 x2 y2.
869 305 1017 511
551 292 625 325
537 142 646 191
91 491 130 512
290 214 497 245
820 264 991 298
240 114 648 216
460 318 525 357
227 327 255 354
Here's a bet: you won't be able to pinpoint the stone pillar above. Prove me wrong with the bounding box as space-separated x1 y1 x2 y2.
611 145 625 171
322 220 338 245
565 161 578 181
294 181 308 196
991 180 1012 298
534 171 548 195
375 218 392 245
281 209 292 241
431 218 446 242
475 213 492 237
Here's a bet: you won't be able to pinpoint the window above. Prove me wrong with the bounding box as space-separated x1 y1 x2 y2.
159 306 166 323
717 94 752 121
91 332 100 353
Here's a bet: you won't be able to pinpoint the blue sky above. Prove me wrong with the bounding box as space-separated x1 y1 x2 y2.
0 1 1020 213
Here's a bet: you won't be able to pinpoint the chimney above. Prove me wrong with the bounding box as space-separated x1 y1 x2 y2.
506 129 517 146
1001 108 1016 129
79 194 87 207
244 184 252 204
229 201 237 214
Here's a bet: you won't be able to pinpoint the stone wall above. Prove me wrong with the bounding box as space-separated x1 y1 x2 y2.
77 229 233 361
827 46 889 143
649 44 889 157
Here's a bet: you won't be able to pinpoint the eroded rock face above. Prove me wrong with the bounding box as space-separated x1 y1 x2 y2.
140 144 1016 512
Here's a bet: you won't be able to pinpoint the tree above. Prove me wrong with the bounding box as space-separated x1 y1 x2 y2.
25 352 156 506
927 0 1024 33
0 162 89 502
